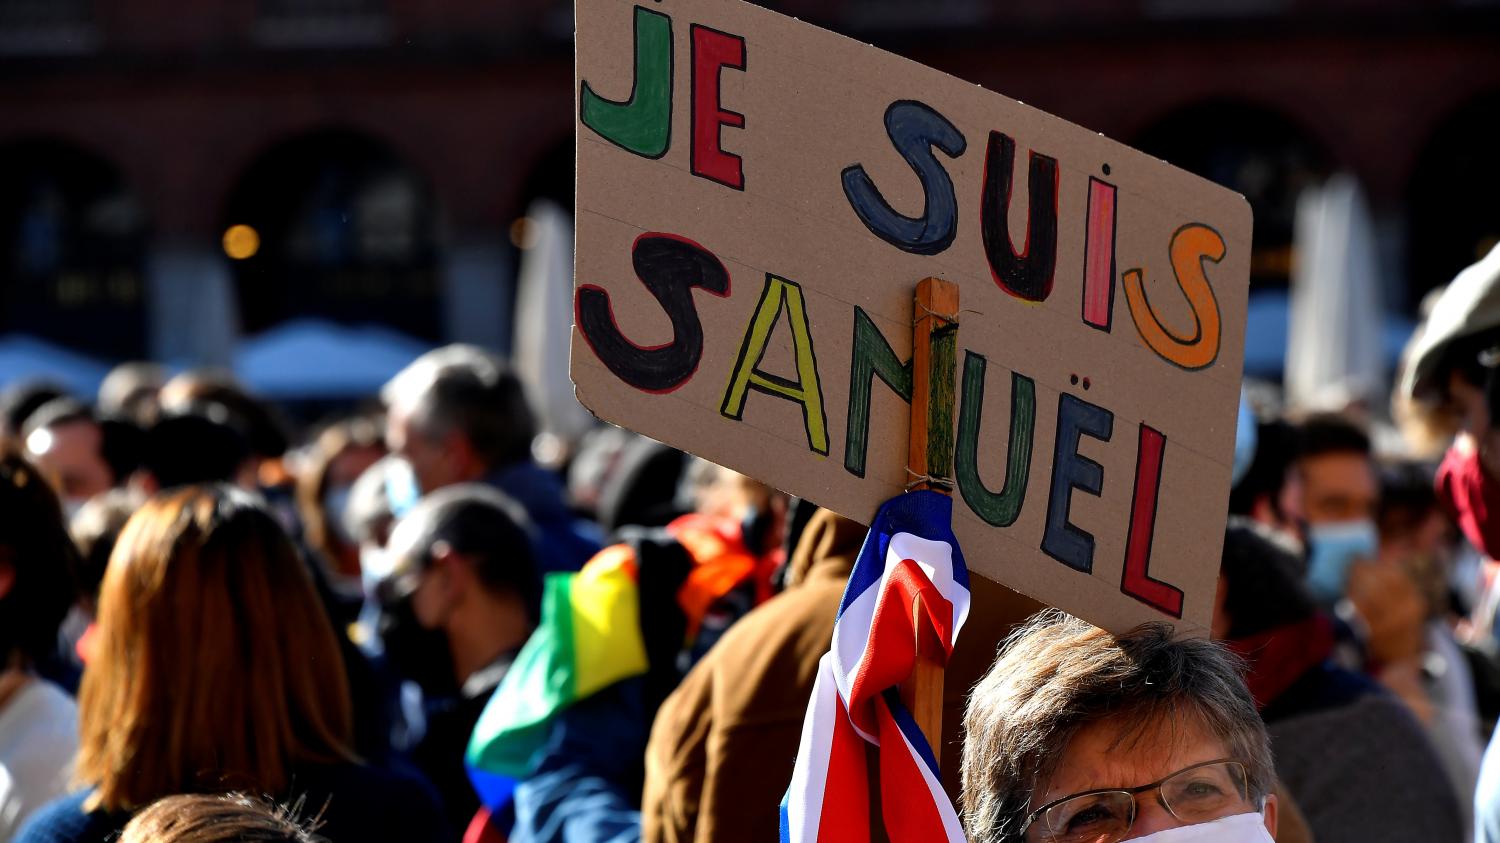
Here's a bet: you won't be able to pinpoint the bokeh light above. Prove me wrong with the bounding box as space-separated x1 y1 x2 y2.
222 224 261 260
510 217 538 250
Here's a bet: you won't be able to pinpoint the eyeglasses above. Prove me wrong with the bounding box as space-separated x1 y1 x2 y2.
1020 759 1252 843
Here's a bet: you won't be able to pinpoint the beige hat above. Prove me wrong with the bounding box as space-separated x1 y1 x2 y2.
1401 242 1500 401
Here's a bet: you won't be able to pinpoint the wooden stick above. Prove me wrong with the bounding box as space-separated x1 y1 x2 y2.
899 277 959 764
906 277 959 494
899 593 948 762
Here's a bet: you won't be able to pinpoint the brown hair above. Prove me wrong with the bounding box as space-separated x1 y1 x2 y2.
76 485 355 813
294 417 384 579
960 611 1274 843
119 793 327 842
68 487 142 612
0 447 80 666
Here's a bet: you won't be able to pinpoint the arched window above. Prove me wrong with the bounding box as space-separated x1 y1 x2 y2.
221 129 443 339
0 138 149 358
516 138 574 218
1407 90 1500 310
1132 100 1333 290
507 137 573 251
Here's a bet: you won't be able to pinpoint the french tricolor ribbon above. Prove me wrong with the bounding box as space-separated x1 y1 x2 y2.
780 490 971 842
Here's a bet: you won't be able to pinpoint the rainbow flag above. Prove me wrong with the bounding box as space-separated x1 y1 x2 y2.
465 514 773 815
466 544 647 785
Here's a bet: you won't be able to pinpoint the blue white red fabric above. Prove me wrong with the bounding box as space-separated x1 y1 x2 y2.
780 490 971 842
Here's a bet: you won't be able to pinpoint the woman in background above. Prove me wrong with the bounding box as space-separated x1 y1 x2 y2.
118 794 325 843
295 416 386 596
16 485 450 843
0 450 81 841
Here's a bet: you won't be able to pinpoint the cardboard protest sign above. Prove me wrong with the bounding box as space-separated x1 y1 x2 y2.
569 0 1251 636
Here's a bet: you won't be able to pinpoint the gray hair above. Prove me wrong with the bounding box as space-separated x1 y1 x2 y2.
960 611 1274 843
98 362 166 426
383 345 536 468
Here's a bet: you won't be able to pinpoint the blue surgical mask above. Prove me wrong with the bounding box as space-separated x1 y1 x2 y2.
384 458 421 520
1305 519 1378 603
1232 396 1257 489
322 485 353 543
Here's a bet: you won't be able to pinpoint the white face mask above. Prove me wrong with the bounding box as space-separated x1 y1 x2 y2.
1131 812 1273 842
62 497 86 523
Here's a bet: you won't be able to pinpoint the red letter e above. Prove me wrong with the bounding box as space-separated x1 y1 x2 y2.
691 24 746 190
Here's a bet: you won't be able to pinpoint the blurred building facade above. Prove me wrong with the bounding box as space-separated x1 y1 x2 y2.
0 0 1497 369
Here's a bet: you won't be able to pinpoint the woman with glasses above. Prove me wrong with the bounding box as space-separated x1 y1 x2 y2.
961 611 1278 843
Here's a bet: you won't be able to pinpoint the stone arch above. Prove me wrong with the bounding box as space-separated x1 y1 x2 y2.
220 127 446 340
1405 89 1500 309
0 136 150 358
1131 98 1336 289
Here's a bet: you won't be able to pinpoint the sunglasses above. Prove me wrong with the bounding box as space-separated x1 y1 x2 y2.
371 562 428 607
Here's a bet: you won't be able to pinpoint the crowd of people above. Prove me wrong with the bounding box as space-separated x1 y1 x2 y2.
3 244 1500 842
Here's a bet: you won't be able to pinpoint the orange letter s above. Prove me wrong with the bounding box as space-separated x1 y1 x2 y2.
1122 223 1226 371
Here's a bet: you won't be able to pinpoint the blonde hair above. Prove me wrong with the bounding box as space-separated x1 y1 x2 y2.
119 793 326 842
76 485 355 812
1393 388 1462 459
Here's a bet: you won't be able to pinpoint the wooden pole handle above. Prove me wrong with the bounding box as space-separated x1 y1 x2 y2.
900 277 959 763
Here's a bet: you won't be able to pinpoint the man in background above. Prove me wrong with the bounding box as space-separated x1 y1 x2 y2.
23 398 142 515
366 484 542 833
382 345 600 573
1294 414 1382 606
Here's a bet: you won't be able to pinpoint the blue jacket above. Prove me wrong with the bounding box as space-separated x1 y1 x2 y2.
488 461 602 574
509 679 646 843
17 763 454 843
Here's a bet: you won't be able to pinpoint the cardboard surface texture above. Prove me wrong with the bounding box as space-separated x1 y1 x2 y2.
570 0 1251 636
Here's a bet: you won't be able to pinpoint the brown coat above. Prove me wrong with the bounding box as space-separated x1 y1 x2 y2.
640 509 1315 843
641 509 1041 842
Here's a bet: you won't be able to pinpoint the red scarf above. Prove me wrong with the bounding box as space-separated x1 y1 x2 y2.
1227 615 1335 711
1438 441 1500 561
